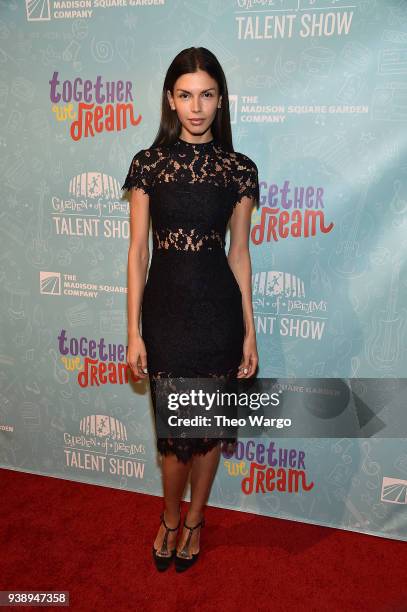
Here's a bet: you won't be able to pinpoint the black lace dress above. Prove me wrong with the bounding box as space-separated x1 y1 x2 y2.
122 136 259 463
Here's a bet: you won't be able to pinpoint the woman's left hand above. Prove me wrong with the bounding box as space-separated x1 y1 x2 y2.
237 333 258 378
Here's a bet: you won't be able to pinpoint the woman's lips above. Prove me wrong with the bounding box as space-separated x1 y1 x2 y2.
189 119 204 125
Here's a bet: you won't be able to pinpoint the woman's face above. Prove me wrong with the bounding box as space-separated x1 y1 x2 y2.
167 69 222 141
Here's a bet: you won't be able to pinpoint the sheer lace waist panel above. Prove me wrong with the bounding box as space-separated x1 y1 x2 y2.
153 227 225 252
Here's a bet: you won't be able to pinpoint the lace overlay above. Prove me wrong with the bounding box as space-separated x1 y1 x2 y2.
150 368 239 464
153 227 224 251
122 137 259 463
121 137 260 209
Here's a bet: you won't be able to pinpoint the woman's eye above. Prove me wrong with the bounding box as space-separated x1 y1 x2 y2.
179 93 214 99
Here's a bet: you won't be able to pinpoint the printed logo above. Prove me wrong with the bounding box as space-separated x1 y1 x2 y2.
49 71 141 141
381 477 407 504
58 329 138 386
69 172 122 200
250 180 334 245
26 0 51 22
64 414 146 479
252 269 328 340
40 271 61 295
40 272 127 300
229 95 238 124
222 440 314 495
52 171 130 240
80 414 128 442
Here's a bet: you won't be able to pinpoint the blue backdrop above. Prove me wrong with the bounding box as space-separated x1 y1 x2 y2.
1 0 406 541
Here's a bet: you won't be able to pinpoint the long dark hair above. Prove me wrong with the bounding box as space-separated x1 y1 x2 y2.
151 47 234 151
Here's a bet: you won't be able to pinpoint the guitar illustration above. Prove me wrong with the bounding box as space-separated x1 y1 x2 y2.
330 182 372 278
27 179 51 267
366 255 406 370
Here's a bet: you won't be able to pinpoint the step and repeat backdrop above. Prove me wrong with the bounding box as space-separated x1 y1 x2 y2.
1 1 407 541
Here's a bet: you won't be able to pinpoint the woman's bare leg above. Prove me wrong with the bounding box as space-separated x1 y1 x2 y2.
154 452 192 554
176 442 221 556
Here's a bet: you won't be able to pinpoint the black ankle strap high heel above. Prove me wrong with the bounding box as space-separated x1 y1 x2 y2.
152 509 181 572
175 516 205 573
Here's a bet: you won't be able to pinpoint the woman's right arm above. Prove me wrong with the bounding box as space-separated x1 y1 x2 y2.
127 187 150 379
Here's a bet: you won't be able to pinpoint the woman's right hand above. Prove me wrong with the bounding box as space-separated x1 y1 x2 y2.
127 334 148 379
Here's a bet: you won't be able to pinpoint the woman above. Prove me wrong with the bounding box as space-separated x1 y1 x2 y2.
122 47 259 573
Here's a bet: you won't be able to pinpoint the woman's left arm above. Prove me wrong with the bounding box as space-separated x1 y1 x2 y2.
227 197 259 378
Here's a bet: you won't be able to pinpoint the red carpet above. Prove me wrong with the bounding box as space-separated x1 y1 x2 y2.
0 467 406 612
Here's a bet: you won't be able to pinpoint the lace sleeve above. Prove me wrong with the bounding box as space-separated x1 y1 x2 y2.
121 149 152 195
233 154 260 209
